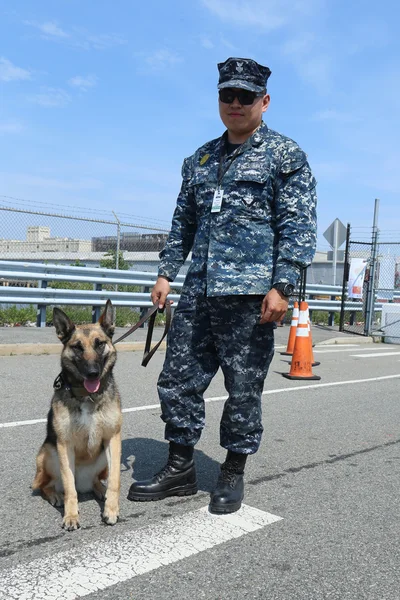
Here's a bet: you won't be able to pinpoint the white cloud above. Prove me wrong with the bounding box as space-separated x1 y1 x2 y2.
80 32 127 50
24 20 69 38
68 74 98 91
281 33 332 94
220 37 236 50
282 32 315 56
28 87 71 108
200 35 214 49
201 0 322 30
144 49 183 69
0 121 24 134
24 20 126 50
0 57 31 82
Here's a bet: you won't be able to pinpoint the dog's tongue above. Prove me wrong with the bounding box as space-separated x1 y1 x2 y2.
84 378 101 393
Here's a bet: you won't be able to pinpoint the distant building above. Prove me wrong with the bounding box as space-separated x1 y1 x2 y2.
92 232 168 252
27 226 51 242
0 226 91 253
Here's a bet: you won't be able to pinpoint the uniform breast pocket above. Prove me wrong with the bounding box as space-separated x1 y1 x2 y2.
230 170 272 216
188 169 216 214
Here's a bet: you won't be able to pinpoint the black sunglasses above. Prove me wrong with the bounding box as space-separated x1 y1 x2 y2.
218 88 263 105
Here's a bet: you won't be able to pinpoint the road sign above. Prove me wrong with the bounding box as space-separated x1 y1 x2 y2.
323 218 347 248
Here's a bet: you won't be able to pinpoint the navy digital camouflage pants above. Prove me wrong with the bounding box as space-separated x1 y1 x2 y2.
157 293 275 454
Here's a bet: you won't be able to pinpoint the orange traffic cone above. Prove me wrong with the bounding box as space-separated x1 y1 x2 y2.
307 308 320 367
283 301 321 380
280 301 299 356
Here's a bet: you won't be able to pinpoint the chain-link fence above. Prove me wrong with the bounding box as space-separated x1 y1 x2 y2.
0 206 170 272
2 204 400 339
340 226 400 341
340 238 373 336
374 242 400 342
0 205 176 327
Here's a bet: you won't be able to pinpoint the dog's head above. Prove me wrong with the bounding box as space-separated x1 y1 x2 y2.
53 300 116 393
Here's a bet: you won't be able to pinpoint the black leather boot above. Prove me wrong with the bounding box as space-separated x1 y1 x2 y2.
127 442 197 501
209 451 248 514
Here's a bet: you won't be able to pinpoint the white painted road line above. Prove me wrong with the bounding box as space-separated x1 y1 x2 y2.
314 345 361 351
350 351 400 358
2 374 400 430
0 504 282 600
313 347 390 354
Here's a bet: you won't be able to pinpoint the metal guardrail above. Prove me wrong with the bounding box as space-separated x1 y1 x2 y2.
0 260 185 287
0 260 396 328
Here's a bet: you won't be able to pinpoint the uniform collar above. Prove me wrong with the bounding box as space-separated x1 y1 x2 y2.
220 120 268 156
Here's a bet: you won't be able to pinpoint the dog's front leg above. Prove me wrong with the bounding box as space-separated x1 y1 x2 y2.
57 442 80 530
102 431 121 525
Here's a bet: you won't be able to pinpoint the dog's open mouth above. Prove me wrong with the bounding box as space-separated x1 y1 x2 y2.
84 379 101 393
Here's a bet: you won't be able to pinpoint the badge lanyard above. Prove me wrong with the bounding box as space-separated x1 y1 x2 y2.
211 139 243 214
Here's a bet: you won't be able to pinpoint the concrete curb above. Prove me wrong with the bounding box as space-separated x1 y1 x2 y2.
0 342 167 357
317 336 374 346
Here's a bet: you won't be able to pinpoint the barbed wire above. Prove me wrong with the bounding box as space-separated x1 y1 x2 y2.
0 195 171 228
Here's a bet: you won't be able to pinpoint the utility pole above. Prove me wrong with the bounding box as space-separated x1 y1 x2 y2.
112 211 121 294
364 199 380 336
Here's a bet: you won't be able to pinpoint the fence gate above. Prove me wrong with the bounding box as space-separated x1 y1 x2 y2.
339 225 374 336
340 225 400 339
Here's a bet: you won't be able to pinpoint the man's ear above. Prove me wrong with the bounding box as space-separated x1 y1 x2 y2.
262 94 270 113
99 299 115 338
53 307 75 343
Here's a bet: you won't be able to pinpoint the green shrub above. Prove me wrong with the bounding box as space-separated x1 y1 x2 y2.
0 305 37 326
310 311 341 326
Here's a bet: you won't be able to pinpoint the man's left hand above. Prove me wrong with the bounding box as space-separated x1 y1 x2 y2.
260 288 289 324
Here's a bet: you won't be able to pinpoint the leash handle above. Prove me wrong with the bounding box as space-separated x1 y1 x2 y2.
113 301 172 366
141 301 172 367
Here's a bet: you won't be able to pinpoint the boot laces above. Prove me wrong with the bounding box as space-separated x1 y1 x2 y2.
219 461 242 488
155 455 176 481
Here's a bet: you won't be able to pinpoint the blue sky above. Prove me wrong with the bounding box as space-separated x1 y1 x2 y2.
1 0 399 249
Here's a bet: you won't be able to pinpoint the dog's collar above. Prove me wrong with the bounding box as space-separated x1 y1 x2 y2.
53 373 70 391
53 373 99 400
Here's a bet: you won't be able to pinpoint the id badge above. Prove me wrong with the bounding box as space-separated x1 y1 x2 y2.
211 188 224 213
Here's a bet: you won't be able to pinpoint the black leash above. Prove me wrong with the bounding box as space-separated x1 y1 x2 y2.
113 301 172 367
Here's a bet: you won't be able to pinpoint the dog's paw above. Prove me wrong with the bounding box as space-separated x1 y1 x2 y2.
62 514 80 531
47 491 64 507
102 505 119 526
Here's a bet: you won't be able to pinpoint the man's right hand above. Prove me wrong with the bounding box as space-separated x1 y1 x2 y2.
151 276 172 309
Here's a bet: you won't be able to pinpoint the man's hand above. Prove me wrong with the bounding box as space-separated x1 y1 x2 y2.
260 288 289 324
151 276 172 309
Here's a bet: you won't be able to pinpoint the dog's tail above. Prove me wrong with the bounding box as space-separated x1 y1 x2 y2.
32 446 51 490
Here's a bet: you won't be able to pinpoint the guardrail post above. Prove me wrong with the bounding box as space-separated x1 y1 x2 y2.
140 286 150 328
328 295 336 326
36 280 47 328
92 283 102 323
308 293 314 322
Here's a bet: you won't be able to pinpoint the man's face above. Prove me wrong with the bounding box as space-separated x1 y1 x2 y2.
218 87 270 141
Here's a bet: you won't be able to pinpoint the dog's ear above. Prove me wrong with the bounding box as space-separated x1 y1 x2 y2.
99 299 115 338
53 307 75 343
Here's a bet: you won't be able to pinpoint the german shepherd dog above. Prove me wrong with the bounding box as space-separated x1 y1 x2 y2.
32 300 122 530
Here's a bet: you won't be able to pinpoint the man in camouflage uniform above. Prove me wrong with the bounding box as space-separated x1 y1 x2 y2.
128 57 317 513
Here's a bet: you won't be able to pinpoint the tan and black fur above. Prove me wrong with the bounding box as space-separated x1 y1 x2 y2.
32 300 122 530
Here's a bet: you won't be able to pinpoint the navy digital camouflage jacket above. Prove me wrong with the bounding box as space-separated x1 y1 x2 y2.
159 121 317 296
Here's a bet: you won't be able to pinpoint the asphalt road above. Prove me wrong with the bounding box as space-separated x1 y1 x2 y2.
0 333 399 600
